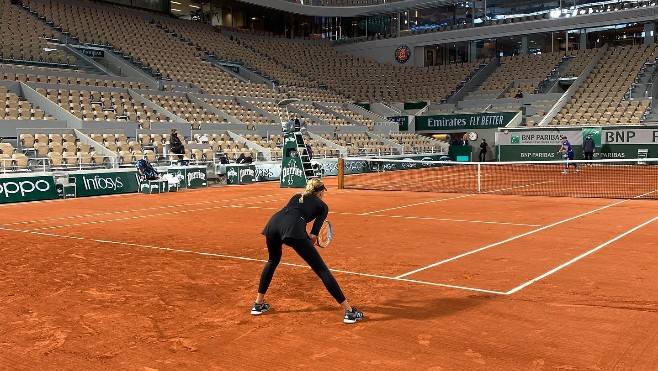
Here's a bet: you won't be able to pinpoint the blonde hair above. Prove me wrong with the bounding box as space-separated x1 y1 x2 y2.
299 178 325 203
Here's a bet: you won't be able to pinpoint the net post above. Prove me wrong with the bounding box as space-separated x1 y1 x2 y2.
337 157 344 189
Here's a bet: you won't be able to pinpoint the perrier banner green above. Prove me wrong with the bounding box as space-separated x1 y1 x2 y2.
280 133 307 188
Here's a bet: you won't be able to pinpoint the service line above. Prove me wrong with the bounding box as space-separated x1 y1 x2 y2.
394 194 652 279
505 213 658 294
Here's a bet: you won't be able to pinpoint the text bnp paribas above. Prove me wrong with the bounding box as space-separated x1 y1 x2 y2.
427 115 505 128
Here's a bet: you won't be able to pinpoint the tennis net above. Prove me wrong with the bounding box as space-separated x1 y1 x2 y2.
337 157 658 199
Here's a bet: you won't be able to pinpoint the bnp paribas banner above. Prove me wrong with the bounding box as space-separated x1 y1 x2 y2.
416 112 519 131
498 127 658 161
0 175 58 204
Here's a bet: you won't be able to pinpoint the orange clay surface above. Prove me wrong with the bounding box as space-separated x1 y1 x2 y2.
1 179 658 370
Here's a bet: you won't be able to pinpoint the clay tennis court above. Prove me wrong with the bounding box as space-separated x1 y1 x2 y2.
1 179 658 370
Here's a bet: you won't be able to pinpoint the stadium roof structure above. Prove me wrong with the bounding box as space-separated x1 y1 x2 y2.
236 0 462 17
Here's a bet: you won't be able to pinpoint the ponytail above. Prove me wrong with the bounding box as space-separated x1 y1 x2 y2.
299 178 326 203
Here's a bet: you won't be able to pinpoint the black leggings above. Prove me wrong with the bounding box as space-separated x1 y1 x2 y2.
258 237 346 304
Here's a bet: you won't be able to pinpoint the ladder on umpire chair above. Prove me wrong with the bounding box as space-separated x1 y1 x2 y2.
279 131 320 188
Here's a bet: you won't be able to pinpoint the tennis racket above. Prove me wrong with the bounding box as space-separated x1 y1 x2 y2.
316 220 333 248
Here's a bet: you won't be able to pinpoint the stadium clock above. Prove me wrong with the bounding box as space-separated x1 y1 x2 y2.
468 132 478 141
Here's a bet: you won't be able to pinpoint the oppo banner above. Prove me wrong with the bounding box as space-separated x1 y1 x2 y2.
0 175 58 204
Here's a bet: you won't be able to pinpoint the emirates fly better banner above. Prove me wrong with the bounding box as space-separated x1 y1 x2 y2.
416 112 519 131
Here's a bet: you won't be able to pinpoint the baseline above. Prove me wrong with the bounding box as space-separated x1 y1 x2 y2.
0 225 506 295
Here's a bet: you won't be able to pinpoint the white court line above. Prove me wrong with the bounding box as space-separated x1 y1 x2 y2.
505 213 658 295
361 213 541 227
0 226 505 295
27 198 285 231
0 193 286 226
360 194 476 215
360 180 553 216
28 202 540 231
394 195 648 279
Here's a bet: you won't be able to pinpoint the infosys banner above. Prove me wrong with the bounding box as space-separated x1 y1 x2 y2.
416 112 519 131
497 127 658 161
71 170 140 197
0 175 58 204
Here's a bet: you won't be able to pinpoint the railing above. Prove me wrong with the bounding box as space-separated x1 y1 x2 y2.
536 67 561 94
628 82 653 100
628 60 658 100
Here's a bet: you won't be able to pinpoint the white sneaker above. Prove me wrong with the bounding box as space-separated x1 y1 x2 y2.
251 302 271 315
344 307 364 324
561 170 568 174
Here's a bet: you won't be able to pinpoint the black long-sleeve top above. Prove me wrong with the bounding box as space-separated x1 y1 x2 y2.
262 193 329 240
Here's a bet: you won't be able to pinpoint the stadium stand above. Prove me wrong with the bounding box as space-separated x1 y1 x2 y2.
0 0 75 66
24 0 281 98
0 0 655 175
551 44 656 126
478 52 564 97
233 35 487 103
0 85 51 120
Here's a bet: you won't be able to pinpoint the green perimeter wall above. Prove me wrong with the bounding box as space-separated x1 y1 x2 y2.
497 126 658 161
0 166 208 205
0 175 58 204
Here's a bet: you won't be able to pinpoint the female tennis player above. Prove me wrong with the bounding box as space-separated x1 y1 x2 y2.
251 178 364 324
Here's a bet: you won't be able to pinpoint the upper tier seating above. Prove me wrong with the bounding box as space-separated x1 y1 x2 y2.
0 0 75 65
25 0 282 99
479 52 564 96
551 44 656 126
235 35 487 103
